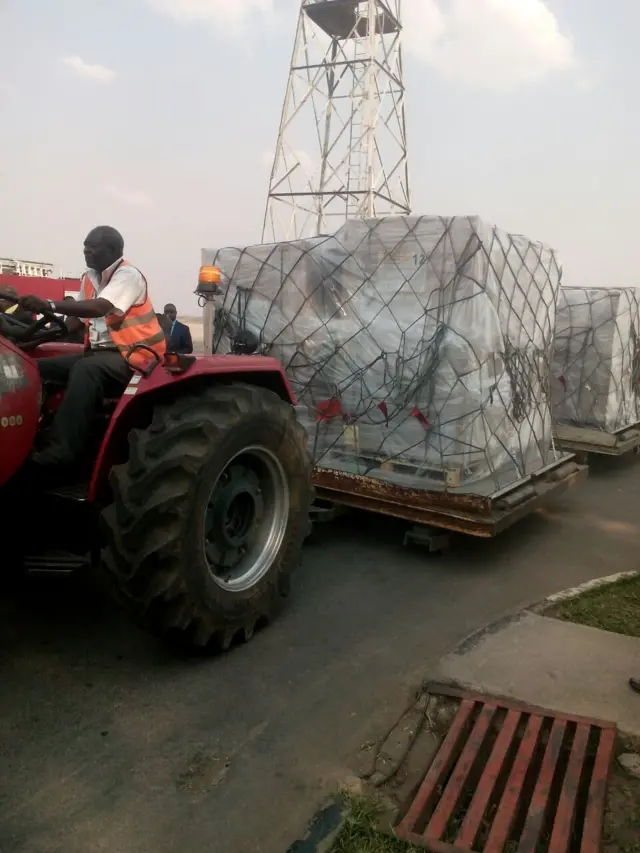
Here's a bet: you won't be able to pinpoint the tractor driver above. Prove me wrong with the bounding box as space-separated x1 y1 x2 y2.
18 225 166 470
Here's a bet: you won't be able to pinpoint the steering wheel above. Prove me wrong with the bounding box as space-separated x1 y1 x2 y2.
0 295 69 351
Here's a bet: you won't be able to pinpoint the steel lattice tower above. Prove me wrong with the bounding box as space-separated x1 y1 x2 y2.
262 0 410 243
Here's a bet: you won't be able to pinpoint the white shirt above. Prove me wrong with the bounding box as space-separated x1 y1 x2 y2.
80 257 146 348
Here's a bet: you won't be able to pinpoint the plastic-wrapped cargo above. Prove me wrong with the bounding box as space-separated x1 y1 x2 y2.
204 215 563 496
551 286 640 433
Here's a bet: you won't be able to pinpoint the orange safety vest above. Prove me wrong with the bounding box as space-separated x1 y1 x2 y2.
82 260 166 369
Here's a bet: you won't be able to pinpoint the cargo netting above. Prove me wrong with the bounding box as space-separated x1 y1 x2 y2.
551 286 640 434
204 215 564 496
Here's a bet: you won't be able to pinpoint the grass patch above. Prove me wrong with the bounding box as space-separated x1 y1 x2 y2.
328 798 418 853
552 576 640 638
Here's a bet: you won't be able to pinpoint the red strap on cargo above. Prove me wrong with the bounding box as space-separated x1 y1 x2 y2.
411 407 430 429
316 398 343 422
377 401 389 424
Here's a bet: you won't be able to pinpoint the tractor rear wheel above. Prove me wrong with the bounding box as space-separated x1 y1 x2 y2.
101 382 312 650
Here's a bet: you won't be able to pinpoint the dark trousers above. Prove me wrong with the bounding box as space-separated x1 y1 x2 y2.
37 351 132 464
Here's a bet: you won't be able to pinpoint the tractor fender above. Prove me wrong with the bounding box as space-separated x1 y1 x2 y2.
89 355 297 502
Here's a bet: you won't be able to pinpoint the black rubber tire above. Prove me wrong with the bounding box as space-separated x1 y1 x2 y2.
100 382 312 650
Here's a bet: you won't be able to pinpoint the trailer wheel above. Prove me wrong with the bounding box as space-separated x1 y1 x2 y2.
101 383 312 650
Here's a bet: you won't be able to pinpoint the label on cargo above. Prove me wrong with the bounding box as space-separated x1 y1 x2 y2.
342 425 358 448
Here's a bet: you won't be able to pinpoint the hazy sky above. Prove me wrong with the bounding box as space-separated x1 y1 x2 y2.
0 0 637 310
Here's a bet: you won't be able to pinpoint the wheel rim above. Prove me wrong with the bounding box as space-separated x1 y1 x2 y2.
203 445 290 592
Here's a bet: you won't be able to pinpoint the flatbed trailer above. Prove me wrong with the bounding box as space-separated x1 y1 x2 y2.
554 422 640 458
312 455 587 541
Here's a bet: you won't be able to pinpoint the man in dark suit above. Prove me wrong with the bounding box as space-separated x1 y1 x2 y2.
163 303 193 354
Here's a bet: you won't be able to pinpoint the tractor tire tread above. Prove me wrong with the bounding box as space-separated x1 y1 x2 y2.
100 383 311 650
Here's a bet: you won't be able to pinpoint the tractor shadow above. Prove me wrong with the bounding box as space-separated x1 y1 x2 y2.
0 569 175 670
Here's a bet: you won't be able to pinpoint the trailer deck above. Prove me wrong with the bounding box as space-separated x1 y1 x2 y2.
312 456 587 538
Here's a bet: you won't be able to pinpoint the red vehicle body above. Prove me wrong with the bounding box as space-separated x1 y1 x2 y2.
0 273 80 301
0 338 296 496
0 289 312 651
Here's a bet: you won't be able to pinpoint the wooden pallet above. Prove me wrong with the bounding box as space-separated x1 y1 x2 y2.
328 443 479 489
377 456 464 488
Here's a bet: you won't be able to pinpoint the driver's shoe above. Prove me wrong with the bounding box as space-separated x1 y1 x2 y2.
19 455 58 478
23 452 81 488
31 450 68 467
11 457 57 492
630 678 640 695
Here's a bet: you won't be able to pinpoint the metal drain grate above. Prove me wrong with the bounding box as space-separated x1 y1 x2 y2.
395 693 616 853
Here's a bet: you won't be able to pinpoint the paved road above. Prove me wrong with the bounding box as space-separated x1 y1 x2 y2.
1 456 639 853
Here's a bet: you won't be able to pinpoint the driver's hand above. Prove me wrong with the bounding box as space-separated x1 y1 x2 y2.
19 295 50 315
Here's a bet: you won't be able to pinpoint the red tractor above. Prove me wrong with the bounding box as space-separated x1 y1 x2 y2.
0 269 313 650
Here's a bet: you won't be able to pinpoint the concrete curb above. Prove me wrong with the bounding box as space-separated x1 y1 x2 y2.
449 571 639 658
285 798 347 853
